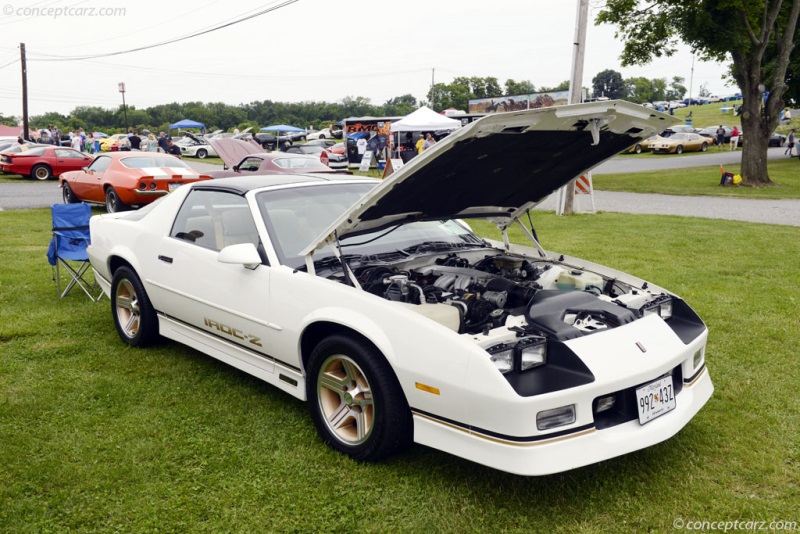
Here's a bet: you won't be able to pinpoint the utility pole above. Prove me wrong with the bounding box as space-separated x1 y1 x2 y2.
431 68 435 110
118 82 128 131
560 0 589 216
20 43 28 142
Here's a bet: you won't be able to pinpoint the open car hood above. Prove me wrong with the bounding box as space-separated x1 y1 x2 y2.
302 101 677 256
206 136 263 168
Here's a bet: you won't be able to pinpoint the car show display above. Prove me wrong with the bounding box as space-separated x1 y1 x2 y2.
86 101 712 476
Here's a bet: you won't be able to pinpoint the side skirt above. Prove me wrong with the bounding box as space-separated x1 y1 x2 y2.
157 314 306 401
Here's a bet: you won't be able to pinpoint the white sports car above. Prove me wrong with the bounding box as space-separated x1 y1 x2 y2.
87 101 712 476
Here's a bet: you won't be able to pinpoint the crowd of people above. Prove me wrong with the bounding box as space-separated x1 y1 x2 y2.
19 127 181 157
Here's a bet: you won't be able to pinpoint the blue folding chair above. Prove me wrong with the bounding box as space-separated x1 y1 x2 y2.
47 203 101 301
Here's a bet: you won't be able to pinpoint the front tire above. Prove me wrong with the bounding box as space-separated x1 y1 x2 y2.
307 335 412 461
196 148 208 159
62 183 79 203
634 144 642 154
105 187 128 213
675 145 684 154
32 164 52 181
111 266 159 347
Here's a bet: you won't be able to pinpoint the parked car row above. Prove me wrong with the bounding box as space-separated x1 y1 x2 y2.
626 123 786 154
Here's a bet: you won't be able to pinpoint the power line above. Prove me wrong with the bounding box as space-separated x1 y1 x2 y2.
28 0 299 62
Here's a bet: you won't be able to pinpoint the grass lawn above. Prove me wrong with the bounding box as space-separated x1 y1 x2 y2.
594 158 800 199
1 208 798 531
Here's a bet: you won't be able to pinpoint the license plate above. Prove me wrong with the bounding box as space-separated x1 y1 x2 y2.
168 182 181 192
636 375 676 424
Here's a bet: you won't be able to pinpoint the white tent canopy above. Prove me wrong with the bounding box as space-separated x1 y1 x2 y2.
389 106 462 132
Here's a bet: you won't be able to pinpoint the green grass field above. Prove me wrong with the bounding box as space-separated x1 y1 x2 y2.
1 208 797 531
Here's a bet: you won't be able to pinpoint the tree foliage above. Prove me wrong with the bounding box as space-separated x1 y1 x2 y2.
597 0 800 187
592 69 626 99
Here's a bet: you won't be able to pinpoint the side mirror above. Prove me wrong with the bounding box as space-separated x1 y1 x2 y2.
82 167 92 173
233 164 240 172
218 243 261 270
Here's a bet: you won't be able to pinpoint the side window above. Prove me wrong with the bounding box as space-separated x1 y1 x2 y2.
88 156 111 173
238 157 262 172
170 189 261 253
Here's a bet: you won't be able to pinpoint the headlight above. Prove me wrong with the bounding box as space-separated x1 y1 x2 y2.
487 344 514 374
537 405 576 430
641 296 673 320
487 337 547 374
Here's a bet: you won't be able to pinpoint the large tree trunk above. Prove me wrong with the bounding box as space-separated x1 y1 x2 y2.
738 82 774 186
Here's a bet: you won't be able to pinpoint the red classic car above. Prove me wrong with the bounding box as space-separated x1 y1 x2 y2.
59 152 211 212
0 146 93 180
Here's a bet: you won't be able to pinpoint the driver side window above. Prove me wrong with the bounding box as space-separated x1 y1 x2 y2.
170 190 261 253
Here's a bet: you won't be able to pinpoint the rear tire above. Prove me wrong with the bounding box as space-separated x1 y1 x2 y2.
32 164 52 181
62 183 79 203
307 334 412 462
700 142 708 152
111 266 159 347
105 187 128 213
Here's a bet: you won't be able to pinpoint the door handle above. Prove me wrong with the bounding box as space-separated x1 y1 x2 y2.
158 255 173 264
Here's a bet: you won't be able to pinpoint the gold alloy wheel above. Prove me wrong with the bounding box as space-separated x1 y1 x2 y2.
114 278 141 339
317 354 374 445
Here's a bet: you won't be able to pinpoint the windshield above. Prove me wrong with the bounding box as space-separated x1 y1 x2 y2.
121 156 191 169
256 182 484 269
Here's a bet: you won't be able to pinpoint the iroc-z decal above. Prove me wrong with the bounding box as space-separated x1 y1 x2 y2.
203 318 262 347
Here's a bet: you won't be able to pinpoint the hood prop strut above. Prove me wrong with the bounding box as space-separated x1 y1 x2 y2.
332 230 362 289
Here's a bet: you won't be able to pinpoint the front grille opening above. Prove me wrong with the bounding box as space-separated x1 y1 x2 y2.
593 365 684 430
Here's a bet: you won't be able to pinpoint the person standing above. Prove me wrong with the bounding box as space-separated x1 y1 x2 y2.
422 132 437 152
70 131 83 152
415 134 425 154
786 129 795 157
129 131 142 150
157 132 169 152
729 126 740 151
715 125 726 150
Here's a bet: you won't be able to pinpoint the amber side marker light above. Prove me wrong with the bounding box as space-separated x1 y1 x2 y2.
416 382 440 395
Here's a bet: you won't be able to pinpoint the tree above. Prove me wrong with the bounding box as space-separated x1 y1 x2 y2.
666 76 687 101
698 83 712 97
597 0 800 187
592 69 626 99
538 80 571 92
383 94 418 116
504 79 536 95
625 77 658 103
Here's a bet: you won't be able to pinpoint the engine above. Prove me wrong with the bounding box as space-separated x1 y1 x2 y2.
353 253 665 337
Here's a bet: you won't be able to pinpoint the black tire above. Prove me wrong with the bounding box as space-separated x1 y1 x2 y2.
196 148 208 159
700 142 708 152
62 183 79 203
105 187 128 213
634 144 642 154
675 145 684 154
111 266 159 347
319 134 326 139
307 334 412 461
31 164 52 181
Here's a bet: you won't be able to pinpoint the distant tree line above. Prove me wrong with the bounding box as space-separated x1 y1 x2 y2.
8 94 422 135
6 63 793 135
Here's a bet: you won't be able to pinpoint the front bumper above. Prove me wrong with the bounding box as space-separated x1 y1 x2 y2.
413 367 713 476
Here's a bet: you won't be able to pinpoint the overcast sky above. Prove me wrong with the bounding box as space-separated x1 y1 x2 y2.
0 0 737 119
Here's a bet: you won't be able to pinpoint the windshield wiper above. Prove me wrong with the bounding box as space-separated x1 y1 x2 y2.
402 241 485 255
